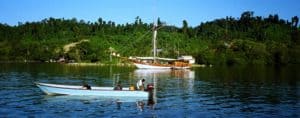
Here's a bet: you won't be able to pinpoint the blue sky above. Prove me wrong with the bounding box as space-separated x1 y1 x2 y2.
0 0 299 27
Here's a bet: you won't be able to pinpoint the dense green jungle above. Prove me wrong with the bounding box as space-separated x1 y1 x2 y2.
0 11 299 65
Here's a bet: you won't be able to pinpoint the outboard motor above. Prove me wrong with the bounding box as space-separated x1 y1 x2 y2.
147 83 155 106
146 83 154 91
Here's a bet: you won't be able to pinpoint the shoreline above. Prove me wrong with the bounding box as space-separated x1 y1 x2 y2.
0 61 210 67
66 62 135 67
66 63 209 68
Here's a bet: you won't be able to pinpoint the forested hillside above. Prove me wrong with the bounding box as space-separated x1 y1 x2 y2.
0 11 299 65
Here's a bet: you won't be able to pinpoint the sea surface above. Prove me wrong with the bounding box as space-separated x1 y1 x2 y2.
0 63 299 117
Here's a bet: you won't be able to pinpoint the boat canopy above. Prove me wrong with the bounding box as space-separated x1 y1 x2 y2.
135 57 177 61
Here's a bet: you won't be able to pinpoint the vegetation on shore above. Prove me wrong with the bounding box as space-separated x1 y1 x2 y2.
0 11 299 65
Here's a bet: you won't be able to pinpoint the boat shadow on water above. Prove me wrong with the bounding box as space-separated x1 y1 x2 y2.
42 93 156 111
43 95 147 102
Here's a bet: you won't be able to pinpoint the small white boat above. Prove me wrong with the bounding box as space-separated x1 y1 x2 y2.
36 82 148 98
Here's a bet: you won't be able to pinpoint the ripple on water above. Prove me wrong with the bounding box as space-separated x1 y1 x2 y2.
0 65 299 117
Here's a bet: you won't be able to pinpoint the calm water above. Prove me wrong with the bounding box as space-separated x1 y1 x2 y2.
0 63 299 117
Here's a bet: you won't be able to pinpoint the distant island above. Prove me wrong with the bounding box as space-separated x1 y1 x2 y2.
0 11 299 65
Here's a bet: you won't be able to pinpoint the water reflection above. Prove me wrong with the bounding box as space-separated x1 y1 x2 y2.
133 69 195 79
42 95 151 111
1 63 299 117
43 95 147 103
133 69 195 109
134 69 167 108
172 69 195 79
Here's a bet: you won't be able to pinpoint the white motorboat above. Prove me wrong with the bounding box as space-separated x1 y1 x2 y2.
36 82 148 98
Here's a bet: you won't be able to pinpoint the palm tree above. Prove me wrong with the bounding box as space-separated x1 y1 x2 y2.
292 16 299 27
108 47 116 62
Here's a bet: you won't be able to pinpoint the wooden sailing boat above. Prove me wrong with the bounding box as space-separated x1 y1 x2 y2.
131 20 192 69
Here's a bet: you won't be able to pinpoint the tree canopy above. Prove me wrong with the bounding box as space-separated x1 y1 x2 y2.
0 11 299 65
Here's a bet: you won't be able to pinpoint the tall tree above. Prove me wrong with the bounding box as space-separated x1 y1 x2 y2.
182 20 188 36
292 16 299 27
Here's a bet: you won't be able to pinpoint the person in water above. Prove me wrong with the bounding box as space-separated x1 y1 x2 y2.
136 79 145 90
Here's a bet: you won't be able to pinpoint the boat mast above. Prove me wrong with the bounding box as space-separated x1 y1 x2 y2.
152 20 157 63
